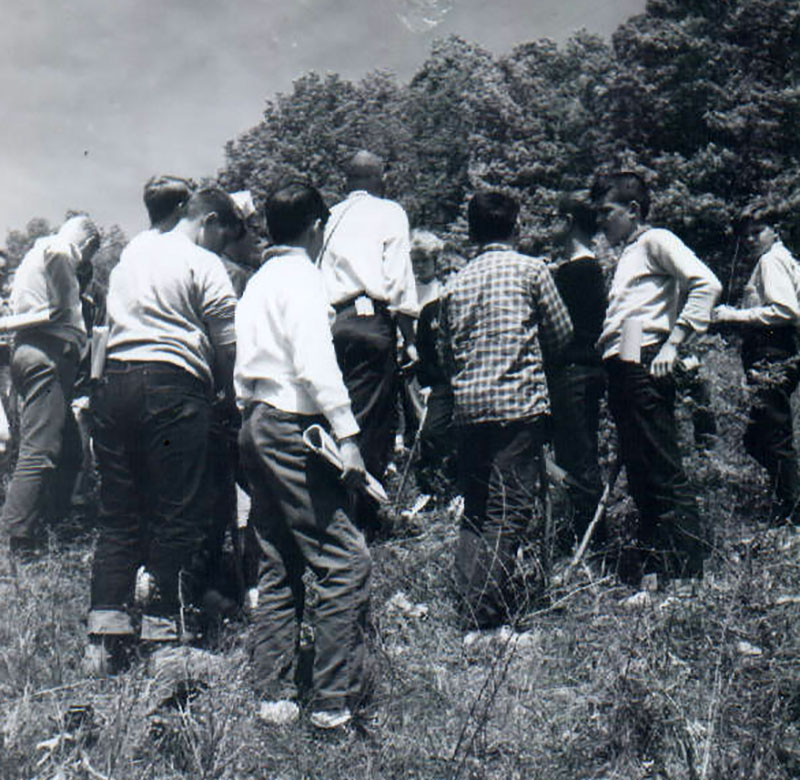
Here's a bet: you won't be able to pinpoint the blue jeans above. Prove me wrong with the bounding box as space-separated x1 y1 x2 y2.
1 333 81 543
88 361 212 637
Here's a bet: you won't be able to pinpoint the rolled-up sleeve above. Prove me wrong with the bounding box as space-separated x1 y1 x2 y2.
646 229 722 335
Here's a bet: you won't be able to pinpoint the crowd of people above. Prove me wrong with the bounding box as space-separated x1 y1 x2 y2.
1 153 799 730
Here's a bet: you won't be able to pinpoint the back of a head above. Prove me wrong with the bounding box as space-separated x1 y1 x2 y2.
184 187 243 232
265 182 330 245
591 172 651 219
410 229 444 258
345 150 384 195
143 175 195 228
59 214 100 256
468 191 519 244
558 192 597 238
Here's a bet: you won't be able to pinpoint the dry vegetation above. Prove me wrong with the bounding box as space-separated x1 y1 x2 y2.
2 338 800 780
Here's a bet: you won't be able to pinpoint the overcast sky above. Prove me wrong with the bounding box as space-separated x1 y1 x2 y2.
0 0 645 241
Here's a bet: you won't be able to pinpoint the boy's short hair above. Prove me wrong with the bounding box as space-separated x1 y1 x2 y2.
590 172 651 220
143 175 195 226
265 182 330 245
468 191 520 244
184 187 244 232
557 192 597 236
410 229 444 259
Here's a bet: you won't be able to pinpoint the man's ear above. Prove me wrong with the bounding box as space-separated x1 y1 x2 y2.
628 200 641 221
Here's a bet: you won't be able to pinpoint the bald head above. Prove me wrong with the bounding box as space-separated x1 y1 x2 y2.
345 150 384 196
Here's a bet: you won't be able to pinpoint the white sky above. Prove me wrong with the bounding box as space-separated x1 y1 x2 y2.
0 0 645 241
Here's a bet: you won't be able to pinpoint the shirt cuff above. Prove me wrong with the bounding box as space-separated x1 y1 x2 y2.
327 405 360 440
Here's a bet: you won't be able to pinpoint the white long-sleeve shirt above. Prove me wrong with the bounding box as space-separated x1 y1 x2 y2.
600 226 722 360
730 240 800 326
318 190 419 317
11 234 86 348
234 245 359 440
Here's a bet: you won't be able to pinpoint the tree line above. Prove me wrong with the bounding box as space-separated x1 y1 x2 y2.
219 0 800 293
4 0 799 297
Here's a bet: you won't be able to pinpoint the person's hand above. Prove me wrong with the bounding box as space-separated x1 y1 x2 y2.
650 341 678 378
339 437 367 490
400 343 419 373
712 304 740 323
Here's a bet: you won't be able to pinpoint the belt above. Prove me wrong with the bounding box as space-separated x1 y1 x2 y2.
332 294 390 315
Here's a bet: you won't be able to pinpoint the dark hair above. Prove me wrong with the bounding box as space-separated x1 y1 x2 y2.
184 187 244 232
143 175 195 226
590 172 651 219
468 191 520 244
265 182 330 244
557 193 597 236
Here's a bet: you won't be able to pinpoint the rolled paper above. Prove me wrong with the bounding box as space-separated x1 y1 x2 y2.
619 317 643 363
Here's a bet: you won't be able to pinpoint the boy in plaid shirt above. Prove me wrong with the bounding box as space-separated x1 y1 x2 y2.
440 191 572 629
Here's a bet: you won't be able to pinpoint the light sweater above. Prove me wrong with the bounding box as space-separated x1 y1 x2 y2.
105 229 237 385
600 226 722 360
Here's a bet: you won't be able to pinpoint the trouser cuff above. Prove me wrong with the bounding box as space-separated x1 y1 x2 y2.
140 614 180 642
88 609 135 636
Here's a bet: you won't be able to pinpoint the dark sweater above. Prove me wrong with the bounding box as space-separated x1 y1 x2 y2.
552 254 606 366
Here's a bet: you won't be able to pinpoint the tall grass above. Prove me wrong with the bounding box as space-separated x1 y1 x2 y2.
1 337 799 779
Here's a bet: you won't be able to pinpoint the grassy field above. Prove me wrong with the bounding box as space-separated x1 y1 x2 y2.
2 338 800 780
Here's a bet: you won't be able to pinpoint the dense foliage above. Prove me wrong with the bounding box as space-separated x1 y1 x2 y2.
220 0 800 294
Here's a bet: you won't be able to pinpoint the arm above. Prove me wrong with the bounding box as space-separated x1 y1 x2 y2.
534 264 573 358
397 312 419 366
43 244 80 320
287 267 360 441
200 255 239 399
647 230 722 377
383 206 419 319
714 250 799 327
436 291 456 380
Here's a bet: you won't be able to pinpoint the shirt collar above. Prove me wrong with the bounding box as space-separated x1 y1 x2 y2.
481 242 514 253
569 247 596 262
623 224 651 250
261 244 312 264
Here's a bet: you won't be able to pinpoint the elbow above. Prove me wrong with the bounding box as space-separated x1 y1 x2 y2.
709 278 723 304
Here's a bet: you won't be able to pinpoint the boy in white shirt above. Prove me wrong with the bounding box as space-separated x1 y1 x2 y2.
714 212 800 524
593 172 722 584
236 182 369 730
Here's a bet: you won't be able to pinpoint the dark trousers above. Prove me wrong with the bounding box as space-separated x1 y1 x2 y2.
455 418 544 630
239 403 371 710
1 333 81 542
89 362 212 635
605 358 705 578
331 306 397 531
546 362 605 536
417 385 457 498
202 408 242 599
742 354 800 522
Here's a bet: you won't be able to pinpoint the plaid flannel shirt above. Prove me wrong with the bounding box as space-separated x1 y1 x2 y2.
439 243 573 425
